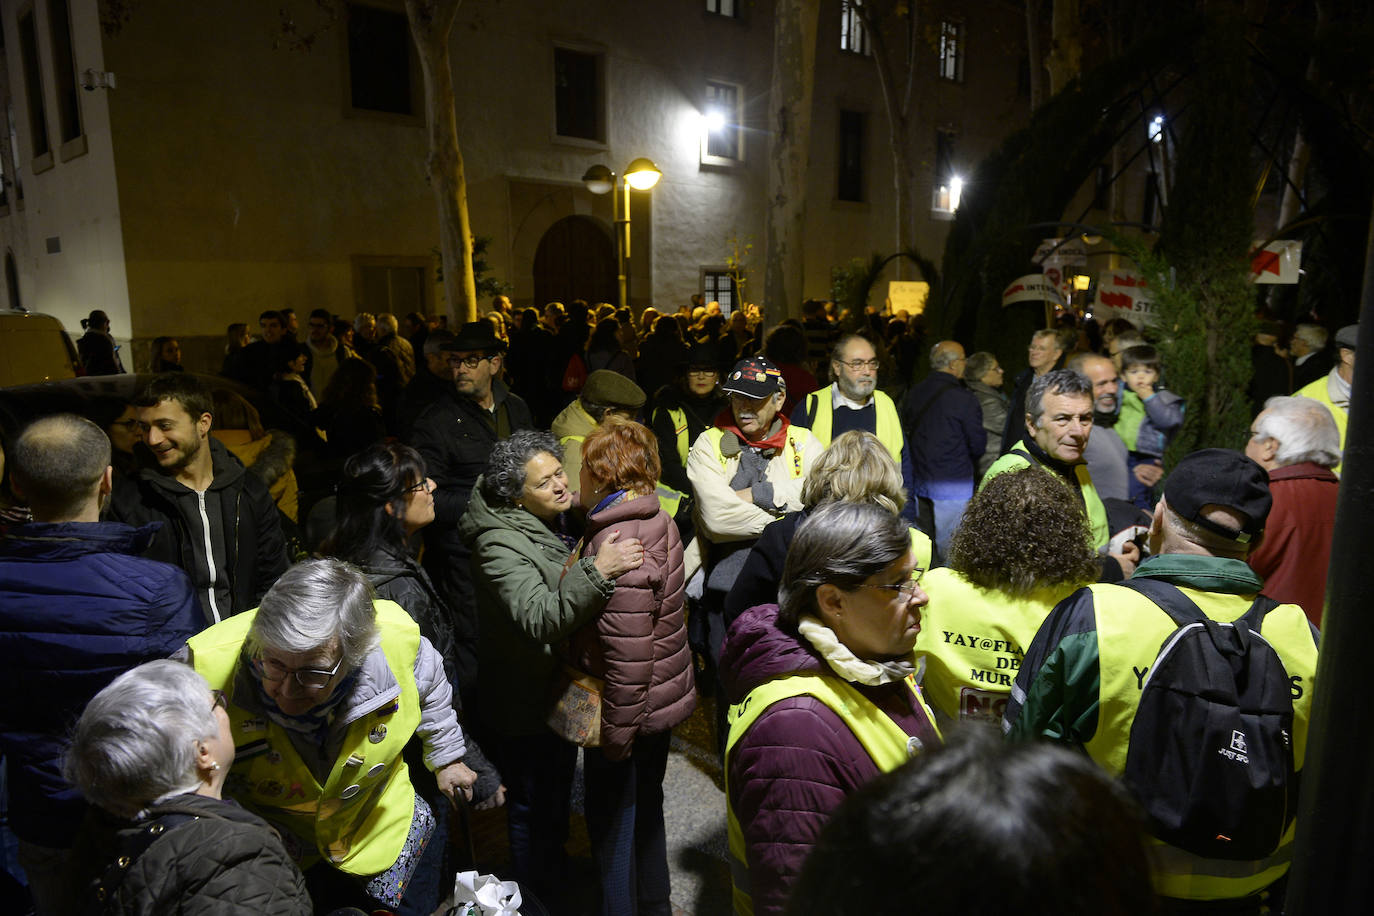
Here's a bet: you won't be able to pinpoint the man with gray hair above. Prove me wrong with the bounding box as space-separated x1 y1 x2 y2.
0 414 200 914
1289 323 1332 391
984 368 1138 580
899 339 983 555
1245 395 1341 626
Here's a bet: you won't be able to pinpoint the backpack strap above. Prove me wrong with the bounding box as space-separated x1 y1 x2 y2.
805 392 819 429
1121 577 1281 631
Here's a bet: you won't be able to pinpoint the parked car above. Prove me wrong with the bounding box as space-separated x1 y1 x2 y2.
0 310 83 387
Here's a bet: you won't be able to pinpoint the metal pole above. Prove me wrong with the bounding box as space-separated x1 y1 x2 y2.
1284 198 1374 914
616 180 630 310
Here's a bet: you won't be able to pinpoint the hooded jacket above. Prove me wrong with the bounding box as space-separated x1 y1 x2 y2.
458 481 614 737
567 493 695 760
722 603 941 914
109 437 288 624
0 521 200 847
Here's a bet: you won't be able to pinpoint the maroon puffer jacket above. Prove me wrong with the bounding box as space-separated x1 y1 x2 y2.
721 603 941 915
567 492 696 760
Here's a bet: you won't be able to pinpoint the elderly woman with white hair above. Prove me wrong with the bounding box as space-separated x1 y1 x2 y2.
65 660 311 914
181 558 476 915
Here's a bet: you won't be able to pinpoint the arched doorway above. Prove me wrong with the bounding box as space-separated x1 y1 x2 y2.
4 251 20 311
532 215 616 307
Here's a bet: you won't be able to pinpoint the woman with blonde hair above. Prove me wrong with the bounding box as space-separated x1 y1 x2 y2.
724 430 933 624
916 466 1098 727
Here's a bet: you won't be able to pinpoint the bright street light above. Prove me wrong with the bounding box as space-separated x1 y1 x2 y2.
582 158 664 309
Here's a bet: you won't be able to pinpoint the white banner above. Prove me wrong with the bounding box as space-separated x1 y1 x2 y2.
1249 240 1302 284
1002 274 1066 308
1094 270 1158 326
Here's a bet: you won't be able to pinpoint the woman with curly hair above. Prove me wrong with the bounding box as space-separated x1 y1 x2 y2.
915 466 1098 727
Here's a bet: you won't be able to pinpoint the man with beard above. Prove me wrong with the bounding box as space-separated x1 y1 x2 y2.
110 373 288 624
900 340 983 556
1068 352 1131 502
792 334 916 520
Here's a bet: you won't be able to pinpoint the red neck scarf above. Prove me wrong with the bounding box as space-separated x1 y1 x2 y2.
714 409 791 451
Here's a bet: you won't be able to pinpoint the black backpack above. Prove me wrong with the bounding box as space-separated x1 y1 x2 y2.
1120 578 1297 861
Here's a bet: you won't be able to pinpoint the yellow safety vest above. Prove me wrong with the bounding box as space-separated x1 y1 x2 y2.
908 527 933 575
562 432 688 517
188 600 423 876
1082 583 1318 901
661 406 690 467
701 426 807 480
982 442 1110 550
723 669 938 916
800 388 904 465
1294 375 1347 474
916 567 1074 723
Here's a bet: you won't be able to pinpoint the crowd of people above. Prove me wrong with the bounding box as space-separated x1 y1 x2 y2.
0 293 1354 915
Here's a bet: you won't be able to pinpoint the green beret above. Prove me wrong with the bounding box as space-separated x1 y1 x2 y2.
581 370 646 409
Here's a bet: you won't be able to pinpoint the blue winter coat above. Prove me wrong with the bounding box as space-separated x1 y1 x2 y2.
0 521 201 847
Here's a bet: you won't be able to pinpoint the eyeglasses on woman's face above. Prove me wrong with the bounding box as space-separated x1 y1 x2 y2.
406 478 434 494
249 654 344 690
854 572 926 601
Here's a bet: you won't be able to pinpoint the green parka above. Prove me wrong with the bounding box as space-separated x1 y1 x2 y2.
459 479 615 737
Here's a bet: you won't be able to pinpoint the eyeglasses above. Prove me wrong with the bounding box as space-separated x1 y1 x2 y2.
856 574 926 601
838 358 881 371
447 354 492 369
210 689 227 712
249 654 344 690
407 478 432 493
688 369 717 379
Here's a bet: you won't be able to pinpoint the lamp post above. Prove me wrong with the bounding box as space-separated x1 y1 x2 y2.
582 158 662 310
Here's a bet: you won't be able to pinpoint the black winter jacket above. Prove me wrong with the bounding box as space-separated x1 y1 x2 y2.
108 438 288 622
89 793 311 915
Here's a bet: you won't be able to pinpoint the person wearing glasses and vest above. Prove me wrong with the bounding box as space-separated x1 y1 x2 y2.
722 501 941 915
651 343 728 506
1005 450 1319 913
791 334 916 522
982 368 1139 582
182 558 478 915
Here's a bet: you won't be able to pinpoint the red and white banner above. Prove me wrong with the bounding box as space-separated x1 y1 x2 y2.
1002 274 1066 308
1094 270 1158 326
1249 240 1302 284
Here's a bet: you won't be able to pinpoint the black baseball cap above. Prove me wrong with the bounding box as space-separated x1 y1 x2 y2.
1163 448 1272 544
722 356 784 398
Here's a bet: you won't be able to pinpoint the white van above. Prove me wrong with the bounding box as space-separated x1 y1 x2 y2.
0 310 83 387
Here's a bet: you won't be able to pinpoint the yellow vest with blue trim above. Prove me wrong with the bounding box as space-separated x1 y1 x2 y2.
723 669 939 916
982 441 1110 550
188 600 422 876
1081 582 1318 901
800 388 904 465
1294 375 1347 474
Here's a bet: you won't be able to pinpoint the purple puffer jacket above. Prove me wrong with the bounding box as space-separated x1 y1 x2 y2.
567 492 696 761
722 603 941 915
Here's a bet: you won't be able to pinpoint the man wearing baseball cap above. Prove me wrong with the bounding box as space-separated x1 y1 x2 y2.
1006 448 1318 910
687 357 823 739
1295 322 1357 473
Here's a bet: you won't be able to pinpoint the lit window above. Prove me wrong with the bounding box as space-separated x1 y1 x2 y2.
703 270 738 314
706 0 738 17
841 1 870 56
1149 114 1165 144
938 21 964 82
702 80 743 164
932 129 962 217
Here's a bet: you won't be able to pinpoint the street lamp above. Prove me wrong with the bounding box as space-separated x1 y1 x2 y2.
582 158 662 310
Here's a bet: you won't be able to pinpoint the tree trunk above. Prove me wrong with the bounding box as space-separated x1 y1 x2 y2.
1026 0 1045 111
406 0 478 326
762 0 820 327
855 1 919 276
1045 0 1082 96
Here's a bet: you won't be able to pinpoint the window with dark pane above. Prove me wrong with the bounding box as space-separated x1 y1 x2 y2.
555 48 603 141
837 109 865 202
48 0 82 143
17 9 49 158
703 270 738 314
347 4 415 115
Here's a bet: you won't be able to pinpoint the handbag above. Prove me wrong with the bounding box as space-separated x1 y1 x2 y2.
545 664 604 747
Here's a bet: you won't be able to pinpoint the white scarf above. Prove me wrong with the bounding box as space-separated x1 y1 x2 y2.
798 615 917 687
1328 367 1351 410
